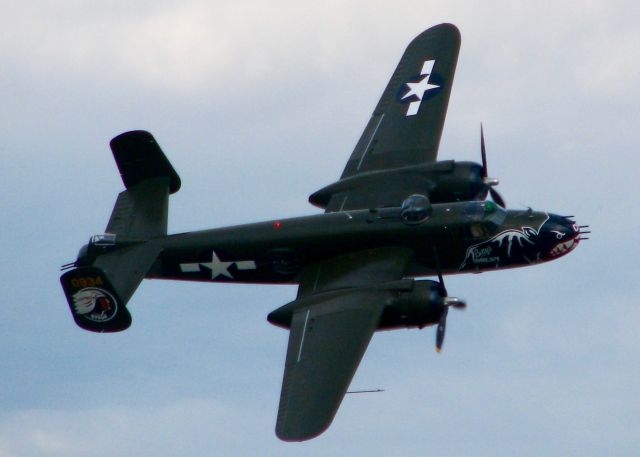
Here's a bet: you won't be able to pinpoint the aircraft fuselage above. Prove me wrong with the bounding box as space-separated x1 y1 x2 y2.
144 201 581 284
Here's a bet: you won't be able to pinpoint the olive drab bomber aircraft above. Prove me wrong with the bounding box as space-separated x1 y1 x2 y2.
60 23 588 441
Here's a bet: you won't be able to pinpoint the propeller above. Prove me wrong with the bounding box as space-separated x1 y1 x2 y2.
480 124 506 208
433 248 466 353
435 305 448 353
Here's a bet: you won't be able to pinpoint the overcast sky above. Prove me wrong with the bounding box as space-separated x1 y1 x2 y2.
1 1 639 456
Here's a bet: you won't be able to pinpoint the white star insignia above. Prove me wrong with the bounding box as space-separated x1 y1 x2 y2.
179 250 257 279
200 250 234 279
401 59 439 116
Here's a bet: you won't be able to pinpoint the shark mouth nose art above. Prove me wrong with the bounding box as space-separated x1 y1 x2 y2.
549 237 579 257
548 218 590 258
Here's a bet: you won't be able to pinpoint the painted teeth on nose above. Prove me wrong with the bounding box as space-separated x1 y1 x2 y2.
550 238 577 257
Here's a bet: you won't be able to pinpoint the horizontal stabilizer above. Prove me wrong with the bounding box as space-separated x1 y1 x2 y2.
93 243 163 305
106 179 169 239
110 130 181 194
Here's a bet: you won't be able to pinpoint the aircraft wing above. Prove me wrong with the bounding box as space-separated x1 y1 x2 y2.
310 23 460 212
273 247 412 441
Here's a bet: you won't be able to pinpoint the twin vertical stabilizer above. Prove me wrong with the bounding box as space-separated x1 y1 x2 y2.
60 131 180 332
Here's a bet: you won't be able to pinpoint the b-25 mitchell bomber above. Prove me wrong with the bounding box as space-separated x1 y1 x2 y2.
61 23 587 441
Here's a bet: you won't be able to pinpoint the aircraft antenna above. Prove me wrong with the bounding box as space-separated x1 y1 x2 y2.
346 389 385 394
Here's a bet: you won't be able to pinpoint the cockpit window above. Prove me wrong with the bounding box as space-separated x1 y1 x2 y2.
484 201 496 213
470 223 491 238
462 201 506 236
463 202 485 220
401 194 432 225
483 202 506 225
90 233 117 246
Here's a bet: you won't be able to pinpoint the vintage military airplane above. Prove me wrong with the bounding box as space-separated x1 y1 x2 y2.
60 23 587 441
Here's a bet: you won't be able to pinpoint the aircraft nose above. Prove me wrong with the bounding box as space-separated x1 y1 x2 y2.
543 214 589 259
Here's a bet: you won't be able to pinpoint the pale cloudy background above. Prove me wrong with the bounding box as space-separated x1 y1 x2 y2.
1 1 638 456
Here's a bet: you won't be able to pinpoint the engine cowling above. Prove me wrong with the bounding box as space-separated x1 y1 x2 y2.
377 280 445 330
308 160 492 210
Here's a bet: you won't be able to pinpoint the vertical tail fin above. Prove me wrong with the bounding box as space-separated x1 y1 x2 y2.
106 130 181 239
61 130 179 331
61 266 131 332
61 238 163 333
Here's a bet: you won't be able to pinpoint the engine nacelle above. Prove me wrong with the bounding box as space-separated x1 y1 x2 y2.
308 160 488 210
377 280 444 330
267 279 446 331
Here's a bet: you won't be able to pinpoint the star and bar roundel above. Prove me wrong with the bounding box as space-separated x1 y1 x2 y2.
180 250 257 279
401 59 440 116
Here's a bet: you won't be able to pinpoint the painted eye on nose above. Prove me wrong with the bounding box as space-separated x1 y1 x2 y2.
550 230 566 240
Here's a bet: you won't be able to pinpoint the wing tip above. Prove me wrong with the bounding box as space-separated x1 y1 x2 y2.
410 23 461 47
275 421 332 442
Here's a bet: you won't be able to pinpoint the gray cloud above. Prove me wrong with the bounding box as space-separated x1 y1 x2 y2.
1 1 638 455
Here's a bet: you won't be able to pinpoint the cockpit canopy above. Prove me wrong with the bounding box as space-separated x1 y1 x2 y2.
401 194 432 225
90 233 117 246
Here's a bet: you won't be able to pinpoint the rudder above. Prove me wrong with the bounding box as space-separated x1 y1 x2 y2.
61 266 131 332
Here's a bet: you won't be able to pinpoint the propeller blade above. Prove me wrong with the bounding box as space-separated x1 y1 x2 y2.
436 307 448 353
480 124 506 208
480 123 488 178
436 270 447 297
489 187 506 208
433 246 448 296
432 245 465 352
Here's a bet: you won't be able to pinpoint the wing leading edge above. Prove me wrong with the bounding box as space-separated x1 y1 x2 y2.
342 23 460 177
272 247 412 441
311 23 461 212
276 291 386 441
